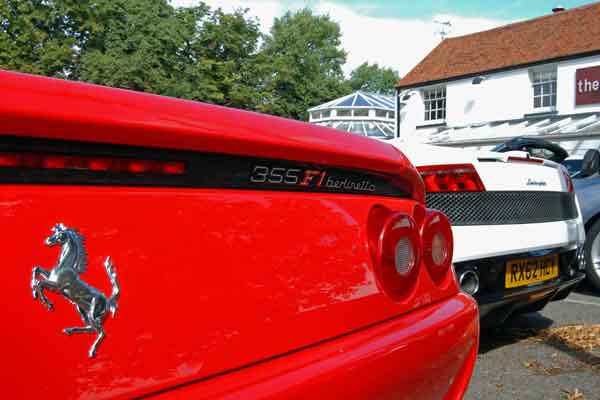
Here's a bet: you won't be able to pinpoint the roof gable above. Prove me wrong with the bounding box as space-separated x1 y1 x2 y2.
397 2 600 88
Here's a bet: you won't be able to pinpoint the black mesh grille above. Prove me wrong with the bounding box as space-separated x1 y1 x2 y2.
426 191 578 226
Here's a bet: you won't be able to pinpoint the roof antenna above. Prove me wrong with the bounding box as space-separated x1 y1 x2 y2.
434 20 452 41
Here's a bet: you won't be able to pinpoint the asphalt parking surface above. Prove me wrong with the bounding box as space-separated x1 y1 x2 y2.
465 283 600 400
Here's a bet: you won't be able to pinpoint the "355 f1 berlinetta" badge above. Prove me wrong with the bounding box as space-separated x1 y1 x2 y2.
30 223 120 358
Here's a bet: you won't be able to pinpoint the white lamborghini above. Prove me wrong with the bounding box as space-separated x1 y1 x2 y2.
391 140 586 324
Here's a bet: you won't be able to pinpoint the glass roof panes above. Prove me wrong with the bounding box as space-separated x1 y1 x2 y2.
307 91 396 140
363 93 395 108
414 112 600 145
370 131 387 138
380 124 394 135
336 97 355 107
349 122 365 134
308 91 395 112
353 96 370 107
337 122 350 131
365 122 384 137
580 119 600 132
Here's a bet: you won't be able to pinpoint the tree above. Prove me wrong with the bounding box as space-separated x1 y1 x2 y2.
75 1 263 108
0 0 77 77
77 1 205 96
348 62 400 95
1 0 264 109
258 9 348 120
178 7 263 109
0 2 356 119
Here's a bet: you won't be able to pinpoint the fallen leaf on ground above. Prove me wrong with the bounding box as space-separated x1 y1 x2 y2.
538 325 600 352
561 387 584 400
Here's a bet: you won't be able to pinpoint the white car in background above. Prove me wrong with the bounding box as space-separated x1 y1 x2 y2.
390 140 586 325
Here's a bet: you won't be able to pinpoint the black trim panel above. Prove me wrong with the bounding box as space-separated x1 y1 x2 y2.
426 191 578 225
0 136 411 198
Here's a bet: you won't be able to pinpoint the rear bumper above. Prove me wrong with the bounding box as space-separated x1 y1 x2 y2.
147 293 479 400
455 245 585 323
477 271 584 321
452 219 584 263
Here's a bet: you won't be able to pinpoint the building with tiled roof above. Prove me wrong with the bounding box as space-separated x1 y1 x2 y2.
395 2 600 154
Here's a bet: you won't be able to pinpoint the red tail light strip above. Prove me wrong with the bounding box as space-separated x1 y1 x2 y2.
0 152 185 175
0 136 413 197
418 164 485 193
560 167 574 193
506 156 544 164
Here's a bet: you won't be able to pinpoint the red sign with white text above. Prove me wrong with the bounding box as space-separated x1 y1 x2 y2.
576 66 600 106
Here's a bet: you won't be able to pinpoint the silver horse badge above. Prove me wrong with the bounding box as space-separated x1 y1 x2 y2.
30 223 120 358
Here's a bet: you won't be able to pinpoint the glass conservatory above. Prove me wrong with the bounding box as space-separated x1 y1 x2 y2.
308 91 396 140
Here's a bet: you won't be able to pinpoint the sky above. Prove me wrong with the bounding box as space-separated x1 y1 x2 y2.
170 0 597 76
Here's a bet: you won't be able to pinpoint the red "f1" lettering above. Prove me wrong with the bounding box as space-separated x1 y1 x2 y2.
300 170 326 186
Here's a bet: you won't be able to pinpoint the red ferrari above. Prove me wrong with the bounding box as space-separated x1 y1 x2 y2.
0 71 478 399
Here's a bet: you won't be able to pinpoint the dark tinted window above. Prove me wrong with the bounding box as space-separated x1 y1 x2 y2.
562 159 583 177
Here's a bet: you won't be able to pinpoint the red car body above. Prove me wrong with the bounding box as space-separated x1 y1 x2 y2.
0 70 479 399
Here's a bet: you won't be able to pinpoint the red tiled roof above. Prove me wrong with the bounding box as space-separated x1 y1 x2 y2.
397 2 600 88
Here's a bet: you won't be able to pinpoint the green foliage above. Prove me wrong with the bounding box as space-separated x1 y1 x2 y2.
182 7 263 108
0 0 76 76
0 2 385 121
78 0 190 94
258 8 348 120
348 62 400 95
0 0 263 109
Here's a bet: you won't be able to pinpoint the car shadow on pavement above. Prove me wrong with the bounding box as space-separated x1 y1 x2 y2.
574 280 600 297
479 312 554 354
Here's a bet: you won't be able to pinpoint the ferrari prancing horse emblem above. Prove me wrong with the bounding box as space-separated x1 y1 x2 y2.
30 223 120 358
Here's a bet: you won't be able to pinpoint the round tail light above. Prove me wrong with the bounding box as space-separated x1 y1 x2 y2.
421 210 453 284
370 210 421 301
431 232 449 266
394 237 416 275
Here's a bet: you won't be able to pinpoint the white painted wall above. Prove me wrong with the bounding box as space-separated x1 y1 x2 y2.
446 69 532 125
398 55 600 141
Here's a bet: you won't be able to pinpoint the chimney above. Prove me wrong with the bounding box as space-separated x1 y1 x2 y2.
552 5 565 13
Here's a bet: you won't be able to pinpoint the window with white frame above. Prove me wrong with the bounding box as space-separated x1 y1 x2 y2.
423 87 446 121
531 70 556 109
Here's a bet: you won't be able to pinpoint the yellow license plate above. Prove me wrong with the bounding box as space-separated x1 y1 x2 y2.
505 254 559 288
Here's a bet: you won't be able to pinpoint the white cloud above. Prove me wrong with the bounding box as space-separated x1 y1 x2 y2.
170 0 511 77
